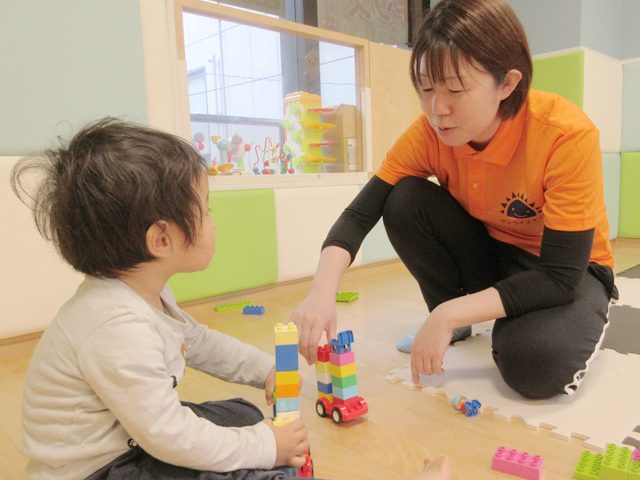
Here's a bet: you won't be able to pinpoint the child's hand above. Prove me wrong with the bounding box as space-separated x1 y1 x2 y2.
264 367 304 406
263 418 309 468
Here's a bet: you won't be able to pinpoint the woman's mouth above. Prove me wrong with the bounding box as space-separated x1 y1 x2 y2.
436 126 455 136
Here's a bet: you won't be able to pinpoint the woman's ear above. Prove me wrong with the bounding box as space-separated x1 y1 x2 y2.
500 69 523 100
146 221 172 259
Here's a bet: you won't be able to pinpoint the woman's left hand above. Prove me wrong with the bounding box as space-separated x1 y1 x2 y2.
410 307 455 384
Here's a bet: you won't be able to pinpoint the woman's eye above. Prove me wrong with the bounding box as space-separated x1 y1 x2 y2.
449 90 463 94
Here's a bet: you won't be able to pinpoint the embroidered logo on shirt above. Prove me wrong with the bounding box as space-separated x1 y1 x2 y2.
500 193 541 219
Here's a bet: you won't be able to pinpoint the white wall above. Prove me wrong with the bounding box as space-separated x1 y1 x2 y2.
0 157 83 338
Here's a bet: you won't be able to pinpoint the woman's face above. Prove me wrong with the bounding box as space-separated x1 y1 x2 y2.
418 54 515 150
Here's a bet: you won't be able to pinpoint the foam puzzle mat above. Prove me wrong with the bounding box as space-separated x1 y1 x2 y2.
387 328 640 452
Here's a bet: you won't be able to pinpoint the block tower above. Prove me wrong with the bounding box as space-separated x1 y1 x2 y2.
315 330 368 423
282 91 336 174
274 322 300 423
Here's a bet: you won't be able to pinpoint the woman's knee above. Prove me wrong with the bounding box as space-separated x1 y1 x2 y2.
383 176 439 231
492 337 576 399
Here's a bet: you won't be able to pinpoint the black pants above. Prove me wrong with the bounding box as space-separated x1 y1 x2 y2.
86 399 313 480
383 176 611 399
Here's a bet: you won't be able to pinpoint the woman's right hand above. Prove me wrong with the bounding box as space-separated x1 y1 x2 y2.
263 418 309 468
290 291 337 365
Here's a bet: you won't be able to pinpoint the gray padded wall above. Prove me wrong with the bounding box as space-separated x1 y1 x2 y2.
0 1 148 155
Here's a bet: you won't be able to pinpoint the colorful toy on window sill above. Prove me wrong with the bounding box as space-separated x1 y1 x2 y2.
315 330 368 424
208 133 252 176
251 138 294 175
450 395 482 417
283 92 337 174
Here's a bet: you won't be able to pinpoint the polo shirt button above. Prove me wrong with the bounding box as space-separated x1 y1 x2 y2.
473 183 479 188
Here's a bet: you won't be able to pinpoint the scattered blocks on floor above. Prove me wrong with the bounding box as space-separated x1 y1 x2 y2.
575 451 603 480
601 444 633 480
215 300 253 312
243 305 265 315
336 292 359 302
492 447 544 480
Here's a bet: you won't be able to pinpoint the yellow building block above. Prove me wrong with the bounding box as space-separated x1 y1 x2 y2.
273 416 294 426
274 322 298 345
316 361 331 373
318 391 334 402
277 410 300 421
330 362 356 378
276 371 299 385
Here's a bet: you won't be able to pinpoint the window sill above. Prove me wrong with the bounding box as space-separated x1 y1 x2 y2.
207 172 370 190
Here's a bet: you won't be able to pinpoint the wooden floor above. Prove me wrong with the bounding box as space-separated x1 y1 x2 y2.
1 239 639 480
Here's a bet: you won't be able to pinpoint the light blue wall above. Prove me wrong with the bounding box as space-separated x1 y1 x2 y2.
504 0 582 56
581 0 622 60
0 1 148 155
622 0 640 60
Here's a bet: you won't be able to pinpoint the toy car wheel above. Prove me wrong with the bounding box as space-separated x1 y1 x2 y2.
315 399 327 417
331 408 342 424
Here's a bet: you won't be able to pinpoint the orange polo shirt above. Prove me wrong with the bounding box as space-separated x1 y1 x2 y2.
377 89 614 269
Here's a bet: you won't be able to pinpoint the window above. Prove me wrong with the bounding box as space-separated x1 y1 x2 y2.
175 1 368 182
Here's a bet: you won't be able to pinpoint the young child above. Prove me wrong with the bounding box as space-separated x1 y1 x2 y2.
13 118 452 480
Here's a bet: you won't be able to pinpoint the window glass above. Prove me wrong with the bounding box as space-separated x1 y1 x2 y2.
183 11 360 175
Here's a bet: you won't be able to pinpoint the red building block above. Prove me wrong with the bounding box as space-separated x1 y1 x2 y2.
492 447 544 480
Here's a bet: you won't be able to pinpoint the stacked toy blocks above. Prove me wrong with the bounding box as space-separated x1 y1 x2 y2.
315 330 368 423
274 323 300 422
492 447 544 480
574 445 640 480
316 344 333 404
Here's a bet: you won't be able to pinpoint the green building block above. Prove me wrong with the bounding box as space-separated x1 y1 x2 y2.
600 444 632 480
574 451 603 480
215 301 253 312
336 292 359 303
629 460 640 480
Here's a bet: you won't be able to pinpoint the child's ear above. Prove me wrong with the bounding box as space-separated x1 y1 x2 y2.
146 221 173 259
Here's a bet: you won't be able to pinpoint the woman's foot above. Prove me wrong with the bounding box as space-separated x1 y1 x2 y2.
410 456 451 480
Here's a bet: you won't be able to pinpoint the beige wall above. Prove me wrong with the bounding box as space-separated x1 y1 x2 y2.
369 42 423 173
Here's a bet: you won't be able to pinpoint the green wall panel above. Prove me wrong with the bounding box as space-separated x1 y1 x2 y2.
531 50 584 109
169 189 278 303
619 153 640 238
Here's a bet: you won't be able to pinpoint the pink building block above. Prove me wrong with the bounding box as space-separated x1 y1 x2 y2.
492 447 544 480
633 449 640 462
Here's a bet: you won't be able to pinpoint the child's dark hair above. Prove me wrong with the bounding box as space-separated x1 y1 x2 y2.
410 0 533 121
11 118 207 278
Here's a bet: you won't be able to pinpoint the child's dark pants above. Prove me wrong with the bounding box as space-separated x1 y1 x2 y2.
382 176 611 399
85 398 313 480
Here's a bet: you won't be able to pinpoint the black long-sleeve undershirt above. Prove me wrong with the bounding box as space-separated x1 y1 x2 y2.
322 175 606 317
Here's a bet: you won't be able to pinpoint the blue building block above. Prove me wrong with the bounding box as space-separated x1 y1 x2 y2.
330 330 354 354
332 384 358 400
243 305 265 315
276 397 300 412
276 344 298 358
276 356 298 372
463 400 481 417
317 381 333 395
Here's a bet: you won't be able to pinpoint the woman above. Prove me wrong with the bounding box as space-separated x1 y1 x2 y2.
290 0 616 400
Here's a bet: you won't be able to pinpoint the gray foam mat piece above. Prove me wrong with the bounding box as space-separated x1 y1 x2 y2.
622 436 640 449
618 264 640 279
601 305 640 355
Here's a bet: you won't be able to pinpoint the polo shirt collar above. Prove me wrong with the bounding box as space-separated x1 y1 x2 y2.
452 98 527 165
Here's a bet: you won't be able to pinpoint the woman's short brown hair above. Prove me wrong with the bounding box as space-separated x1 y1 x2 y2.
11 118 207 278
410 0 533 120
